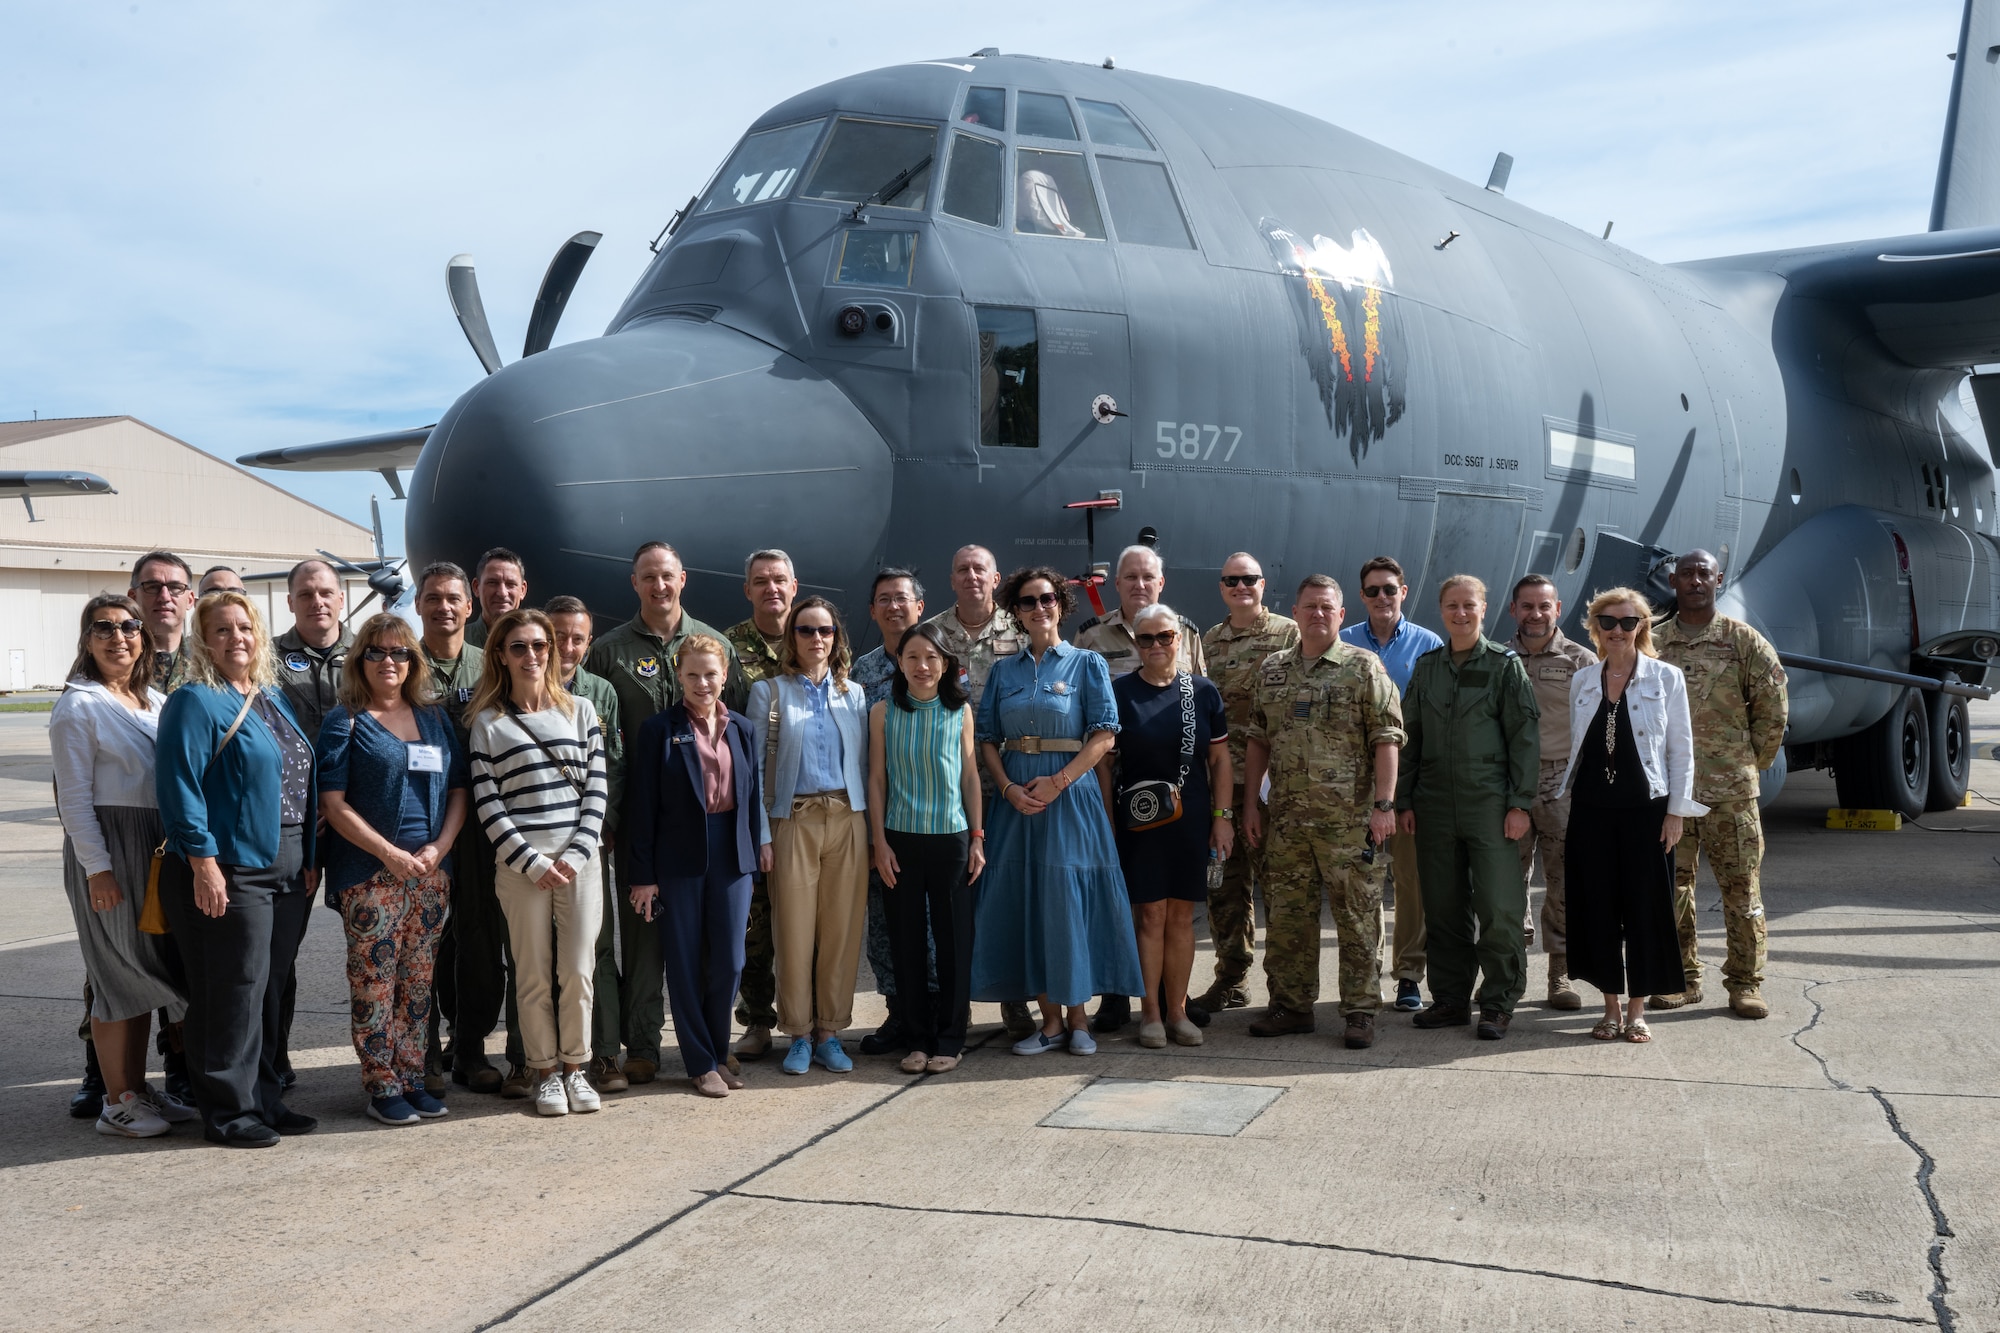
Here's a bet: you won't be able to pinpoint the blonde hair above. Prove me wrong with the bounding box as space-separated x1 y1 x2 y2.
1584 587 1658 658
467 607 575 721
1437 573 1487 604
184 590 277 690
338 613 437 712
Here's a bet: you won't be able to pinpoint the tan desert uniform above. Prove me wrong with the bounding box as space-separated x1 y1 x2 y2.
1653 614 1788 999
1199 608 1300 999
1510 628 1596 989
1075 606 1207 680
922 605 1023 708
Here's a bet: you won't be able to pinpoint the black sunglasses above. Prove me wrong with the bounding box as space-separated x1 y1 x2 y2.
1362 583 1400 599
794 623 838 639
1014 591 1061 610
361 646 414 664
89 619 145 640
1595 615 1643 633
1135 630 1178 648
1220 574 1262 588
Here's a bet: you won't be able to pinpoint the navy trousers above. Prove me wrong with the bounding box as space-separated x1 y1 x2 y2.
657 812 752 1079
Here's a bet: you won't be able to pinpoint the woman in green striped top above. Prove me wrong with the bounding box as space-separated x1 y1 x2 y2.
866 623 984 1074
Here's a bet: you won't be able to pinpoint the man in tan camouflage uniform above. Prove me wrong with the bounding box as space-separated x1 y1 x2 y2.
1075 545 1207 680
1196 552 1299 1012
721 549 796 1058
1507 574 1596 1010
1650 550 1788 1019
923 544 1023 709
1241 575 1403 1049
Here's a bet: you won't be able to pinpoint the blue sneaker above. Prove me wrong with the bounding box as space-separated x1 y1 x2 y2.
366 1095 419 1126
781 1036 813 1075
1012 1028 1066 1056
404 1087 449 1119
1394 979 1424 1012
813 1036 853 1072
1068 1028 1098 1056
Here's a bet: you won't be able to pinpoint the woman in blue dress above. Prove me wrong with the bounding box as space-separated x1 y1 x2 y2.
972 566 1143 1056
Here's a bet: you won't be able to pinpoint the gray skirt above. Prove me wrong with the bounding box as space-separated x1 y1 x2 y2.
63 804 187 1024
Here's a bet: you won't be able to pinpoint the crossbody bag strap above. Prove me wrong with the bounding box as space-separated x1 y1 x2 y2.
764 683 783 817
217 687 258 755
1174 670 1195 790
504 701 586 797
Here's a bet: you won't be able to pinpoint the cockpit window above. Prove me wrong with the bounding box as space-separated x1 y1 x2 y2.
835 229 918 287
942 132 1004 227
804 118 937 210
1097 158 1193 249
1078 100 1154 150
960 86 1006 131
1016 92 1079 141
1014 150 1104 239
698 119 823 214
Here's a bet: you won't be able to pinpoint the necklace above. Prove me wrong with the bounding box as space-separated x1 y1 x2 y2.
1603 696 1621 785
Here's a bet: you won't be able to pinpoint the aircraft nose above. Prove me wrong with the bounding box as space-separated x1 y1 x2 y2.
407 318 893 623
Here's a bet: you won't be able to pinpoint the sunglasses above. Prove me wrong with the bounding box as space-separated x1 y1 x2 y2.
89 619 145 640
794 623 838 639
1220 574 1262 588
1362 584 1401 599
1595 615 1643 633
505 639 551 657
361 646 414 664
1135 630 1178 648
136 580 191 597
1014 591 1061 610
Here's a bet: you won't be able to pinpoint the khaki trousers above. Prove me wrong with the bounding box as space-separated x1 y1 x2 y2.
770 794 870 1036
494 855 603 1071
1518 759 1572 960
1386 831 1425 982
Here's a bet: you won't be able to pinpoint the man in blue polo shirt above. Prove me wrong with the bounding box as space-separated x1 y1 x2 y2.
1339 556 1443 1011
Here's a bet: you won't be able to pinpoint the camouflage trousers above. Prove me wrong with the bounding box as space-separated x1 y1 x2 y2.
1261 810 1384 1015
1518 760 1571 960
1671 798 1766 991
733 874 777 1030
1206 794 1265 992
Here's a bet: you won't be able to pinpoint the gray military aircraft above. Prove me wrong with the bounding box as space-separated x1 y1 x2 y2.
242 4 2000 820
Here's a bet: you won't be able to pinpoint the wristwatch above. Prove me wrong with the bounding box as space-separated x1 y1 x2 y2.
1373 800 1395 812
1211 807 1233 820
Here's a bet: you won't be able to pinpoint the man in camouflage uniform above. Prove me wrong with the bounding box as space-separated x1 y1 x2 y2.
1196 552 1298 1012
1650 550 1788 1019
1241 575 1403 1049
722 549 796 1056
1507 574 1596 1009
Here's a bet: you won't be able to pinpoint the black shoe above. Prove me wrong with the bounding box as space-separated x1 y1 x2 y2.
1476 1009 1511 1041
453 1053 504 1094
273 1109 318 1135
1184 998 1212 1030
1091 994 1131 1034
208 1121 281 1149
1192 982 1249 1012
163 1049 194 1104
1412 1000 1472 1029
70 1047 106 1120
860 1016 913 1056
277 1068 298 1092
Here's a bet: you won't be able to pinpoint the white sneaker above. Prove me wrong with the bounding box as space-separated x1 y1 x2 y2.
138 1081 199 1124
534 1072 569 1117
564 1069 601 1114
97 1090 170 1138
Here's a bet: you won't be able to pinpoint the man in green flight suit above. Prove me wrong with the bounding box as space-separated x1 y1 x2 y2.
1396 574 1541 1040
584 540 746 1083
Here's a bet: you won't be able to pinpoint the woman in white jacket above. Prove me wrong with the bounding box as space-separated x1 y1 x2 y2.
1557 588 1709 1043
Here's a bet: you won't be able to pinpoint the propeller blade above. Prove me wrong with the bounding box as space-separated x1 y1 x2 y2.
447 254 504 375
521 231 602 359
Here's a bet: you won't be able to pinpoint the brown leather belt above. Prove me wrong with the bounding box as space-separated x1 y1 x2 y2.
1001 736 1083 754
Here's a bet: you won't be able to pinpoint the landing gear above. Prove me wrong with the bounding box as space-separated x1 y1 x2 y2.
1831 687 1930 819
1924 690 1971 813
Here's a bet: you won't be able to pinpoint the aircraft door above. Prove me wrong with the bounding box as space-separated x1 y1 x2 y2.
1034 310 1131 466
1412 491 1526 633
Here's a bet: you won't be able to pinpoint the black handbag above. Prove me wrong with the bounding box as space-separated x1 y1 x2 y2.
1117 672 1195 833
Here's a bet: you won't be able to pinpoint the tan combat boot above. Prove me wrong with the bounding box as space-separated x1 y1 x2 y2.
1729 988 1769 1019
1546 956 1583 1011
1647 984 1703 1011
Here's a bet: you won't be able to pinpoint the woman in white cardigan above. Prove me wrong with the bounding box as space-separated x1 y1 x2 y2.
1557 588 1709 1043
748 596 870 1077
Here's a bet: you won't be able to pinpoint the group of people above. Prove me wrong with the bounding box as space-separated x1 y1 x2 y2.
53 533 1787 1146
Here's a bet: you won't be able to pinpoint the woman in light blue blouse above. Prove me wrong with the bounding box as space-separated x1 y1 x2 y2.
971 567 1142 1056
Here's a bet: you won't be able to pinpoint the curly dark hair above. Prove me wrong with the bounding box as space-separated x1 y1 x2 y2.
997 565 1076 623
889 623 969 712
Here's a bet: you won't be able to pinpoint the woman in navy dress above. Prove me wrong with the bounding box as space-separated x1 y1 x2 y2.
972 566 1142 1056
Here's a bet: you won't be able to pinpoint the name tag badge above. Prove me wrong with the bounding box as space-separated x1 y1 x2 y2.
407 744 444 773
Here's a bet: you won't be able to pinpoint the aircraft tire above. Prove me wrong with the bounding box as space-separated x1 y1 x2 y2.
1831 687 1930 820
1923 690 1971 814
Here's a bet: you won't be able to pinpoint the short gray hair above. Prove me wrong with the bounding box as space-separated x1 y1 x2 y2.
1132 601 1179 631
1116 544 1162 576
744 548 795 579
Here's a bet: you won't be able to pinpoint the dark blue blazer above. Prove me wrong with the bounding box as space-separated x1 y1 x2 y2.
626 703 759 884
315 703 468 902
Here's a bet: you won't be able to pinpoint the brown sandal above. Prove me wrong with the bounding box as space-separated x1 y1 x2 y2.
1590 1017 1622 1041
1623 1019 1652 1043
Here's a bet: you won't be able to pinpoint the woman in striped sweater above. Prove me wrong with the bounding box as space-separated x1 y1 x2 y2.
466 608 609 1118
866 623 984 1075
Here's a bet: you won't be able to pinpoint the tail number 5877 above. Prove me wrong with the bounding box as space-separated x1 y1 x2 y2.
1155 421 1243 462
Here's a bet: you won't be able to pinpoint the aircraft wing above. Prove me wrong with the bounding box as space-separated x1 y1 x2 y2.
0 470 115 498
237 424 432 473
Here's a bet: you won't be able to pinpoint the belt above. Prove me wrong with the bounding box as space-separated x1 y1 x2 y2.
1001 737 1084 754
1540 757 1568 769
791 791 851 808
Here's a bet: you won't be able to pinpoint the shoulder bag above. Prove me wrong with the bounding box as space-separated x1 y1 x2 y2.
141 686 258 935
1117 672 1195 833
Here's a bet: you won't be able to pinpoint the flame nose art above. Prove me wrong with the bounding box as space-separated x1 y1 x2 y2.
408 319 892 620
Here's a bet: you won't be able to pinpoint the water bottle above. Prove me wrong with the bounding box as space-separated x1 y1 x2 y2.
1206 849 1225 890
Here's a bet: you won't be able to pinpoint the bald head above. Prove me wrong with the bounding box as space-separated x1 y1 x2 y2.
1669 548 1723 624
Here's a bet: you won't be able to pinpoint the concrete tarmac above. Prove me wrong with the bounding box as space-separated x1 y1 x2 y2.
3 706 1996 1332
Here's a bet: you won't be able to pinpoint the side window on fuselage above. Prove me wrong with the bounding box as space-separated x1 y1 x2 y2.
977 307 1038 448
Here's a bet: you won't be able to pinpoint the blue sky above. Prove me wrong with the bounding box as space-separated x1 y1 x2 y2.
0 2 1962 554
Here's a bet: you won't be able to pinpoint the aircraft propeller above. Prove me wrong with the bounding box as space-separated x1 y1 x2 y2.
447 231 603 375
236 496 407 621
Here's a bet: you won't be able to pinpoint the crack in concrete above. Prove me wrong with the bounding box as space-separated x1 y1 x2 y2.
726 1189 1932 1326
1789 978 1852 1090
1868 1088 1958 1333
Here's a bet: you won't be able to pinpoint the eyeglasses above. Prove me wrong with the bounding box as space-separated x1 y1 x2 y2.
136 580 191 597
1595 615 1643 633
361 646 414 664
1220 574 1262 588
873 594 915 607
1362 584 1400 599
1014 591 1061 610
89 619 145 640
794 624 838 639
505 640 551 658
1135 631 1179 648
